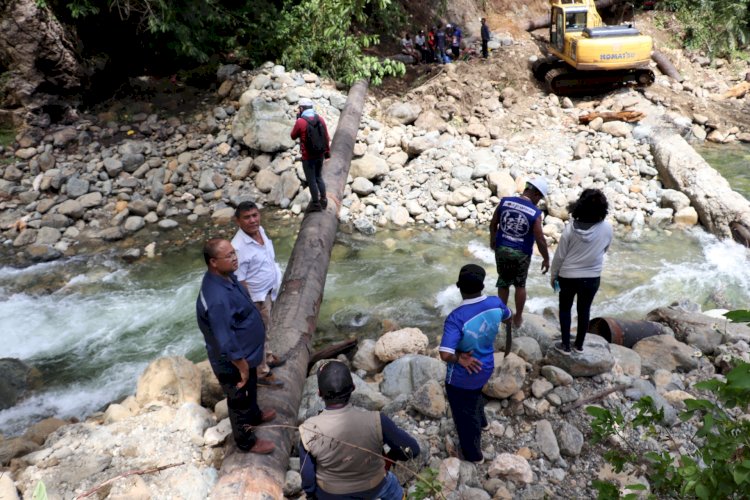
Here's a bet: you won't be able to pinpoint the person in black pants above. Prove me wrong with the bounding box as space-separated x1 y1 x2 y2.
481 18 490 59
551 189 613 354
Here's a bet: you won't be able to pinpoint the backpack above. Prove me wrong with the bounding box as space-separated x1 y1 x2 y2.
304 116 327 157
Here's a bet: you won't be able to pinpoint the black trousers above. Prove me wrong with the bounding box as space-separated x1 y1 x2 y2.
558 276 601 350
445 383 486 462
302 158 326 204
218 369 262 451
482 39 489 58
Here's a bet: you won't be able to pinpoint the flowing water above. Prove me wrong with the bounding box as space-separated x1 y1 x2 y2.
2 218 748 436
1 144 749 436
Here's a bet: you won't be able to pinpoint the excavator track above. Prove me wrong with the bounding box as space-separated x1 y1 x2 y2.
542 66 655 96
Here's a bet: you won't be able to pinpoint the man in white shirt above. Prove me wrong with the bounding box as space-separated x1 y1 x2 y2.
232 201 285 387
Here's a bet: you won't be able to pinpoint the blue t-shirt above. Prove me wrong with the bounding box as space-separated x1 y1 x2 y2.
439 295 511 390
494 196 542 255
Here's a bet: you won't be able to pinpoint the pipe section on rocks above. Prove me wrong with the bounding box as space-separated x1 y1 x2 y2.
589 317 668 348
649 130 750 246
209 79 369 499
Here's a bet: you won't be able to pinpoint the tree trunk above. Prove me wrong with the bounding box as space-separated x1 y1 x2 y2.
651 51 683 82
524 0 629 31
0 0 84 120
579 111 645 124
209 79 369 499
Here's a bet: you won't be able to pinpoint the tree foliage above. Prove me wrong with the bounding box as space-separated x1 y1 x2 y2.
656 0 750 59
41 0 405 85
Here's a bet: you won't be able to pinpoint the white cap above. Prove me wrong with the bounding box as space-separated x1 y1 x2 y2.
298 98 314 108
446 23 452 28
526 177 548 197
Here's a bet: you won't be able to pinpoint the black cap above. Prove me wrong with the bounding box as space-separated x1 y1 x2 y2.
457 264 485 294
317 360 354 402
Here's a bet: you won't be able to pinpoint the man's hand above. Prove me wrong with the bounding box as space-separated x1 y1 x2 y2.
457 351 483 374
541 257 550 274
232 358 250 388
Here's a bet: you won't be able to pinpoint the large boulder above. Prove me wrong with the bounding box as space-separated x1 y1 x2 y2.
350 155 389 180
380 354 445 399
135 356 202 407
374 327 429 362
0 358 41 410
510 336 542 364
0 437 39 466
352 339 384 374
488 453 533 484
195 360 224 408
610 344 642 378
411 379 446 418
23 417 67 445
633 335 699 375
515 314 558 353
385 102 421 125
483 352 529 399
414 110 446 132
544 335 615 377
231 98 296 152
646 306 749 354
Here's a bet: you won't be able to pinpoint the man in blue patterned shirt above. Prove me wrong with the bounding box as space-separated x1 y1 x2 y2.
439 264 512 463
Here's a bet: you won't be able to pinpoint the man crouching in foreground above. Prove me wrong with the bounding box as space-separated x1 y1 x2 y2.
196 238 276 454
299 360 420 499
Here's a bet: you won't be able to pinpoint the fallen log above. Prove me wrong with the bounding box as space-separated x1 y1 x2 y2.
524 0 628 31
209 79 369 499
715 81 750 100
651 50 683 82
579 111 645 124
561 384 628 413
308 337 358 371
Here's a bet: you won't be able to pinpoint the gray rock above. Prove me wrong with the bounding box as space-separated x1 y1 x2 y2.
350 155 389 180
283 470 302 497
411 379 446 418
199 170 218 192
52 127 78 147
354 217 377 235
544 335 615 377
510 337 543 364
352 339 384 374
128 199 150 216
56 200 85 219
632 335 699 375
123 216 145 233
535 420 560 462
13 229 37 247
26 244 62 262
231 98 296 152
41 213 72 229
557 422 584 456
78 191 103 208
531 378 554 399
381 394 409 417
98 227 125 241
103 157 123 177
660 189 691 212
158 219 179 230
65 176 89 198
38 151 56 171
216 64 241 81
0 437 40 466
351 177 375 196
550 385 579 404
380 354 445 399
35 227 61 245
299 370 388 421
625 379 678 425
385 102 421 125
483 353 528 399
516 314 558 353
0 358 39 410
121 153 145 173
610 344 642 378
540 365 573 386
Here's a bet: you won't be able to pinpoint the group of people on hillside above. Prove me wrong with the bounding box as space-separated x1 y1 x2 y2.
195 98 613 496
401 18 493 63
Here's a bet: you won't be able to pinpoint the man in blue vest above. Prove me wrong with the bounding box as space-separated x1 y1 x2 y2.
489 178 550 329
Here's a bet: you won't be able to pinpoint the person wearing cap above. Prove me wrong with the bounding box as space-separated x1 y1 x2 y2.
550 188 612 355
414 29 427 63
489 178 550 329
298 360 420 499
196 238 276 454
291 98 331 212
481 18 491 59
439 264 512 464
231 201 285 388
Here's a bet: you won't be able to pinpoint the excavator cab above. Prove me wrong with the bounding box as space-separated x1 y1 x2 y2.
533 0 655 95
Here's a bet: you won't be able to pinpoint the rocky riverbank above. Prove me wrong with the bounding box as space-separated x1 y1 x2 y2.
2 301 749 499
5 48 750 267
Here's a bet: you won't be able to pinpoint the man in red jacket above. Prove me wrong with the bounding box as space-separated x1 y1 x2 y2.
290 98 331 212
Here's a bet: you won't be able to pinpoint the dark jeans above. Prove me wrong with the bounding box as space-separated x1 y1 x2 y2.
451 46 460 59
302 158 326 204
218 369 262 451
445 383 486 462
558 276 601 350
482 39 489 58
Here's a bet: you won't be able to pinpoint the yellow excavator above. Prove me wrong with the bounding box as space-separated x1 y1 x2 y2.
532 0 655 95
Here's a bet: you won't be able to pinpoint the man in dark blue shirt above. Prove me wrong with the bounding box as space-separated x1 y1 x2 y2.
196 238 276 454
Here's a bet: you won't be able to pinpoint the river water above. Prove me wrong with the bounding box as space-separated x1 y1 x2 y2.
1 146 749 436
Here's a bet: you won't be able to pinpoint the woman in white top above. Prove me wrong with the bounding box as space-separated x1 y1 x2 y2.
550 189 613 355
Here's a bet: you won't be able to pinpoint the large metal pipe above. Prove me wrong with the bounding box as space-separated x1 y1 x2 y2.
588 317 668 348
210 79 369 499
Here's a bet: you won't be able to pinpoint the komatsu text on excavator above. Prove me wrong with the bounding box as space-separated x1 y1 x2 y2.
532 0 655 95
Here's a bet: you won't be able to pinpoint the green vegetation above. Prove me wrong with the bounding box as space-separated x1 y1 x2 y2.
44 0 406 85
589 310 750 499
657 0 750 59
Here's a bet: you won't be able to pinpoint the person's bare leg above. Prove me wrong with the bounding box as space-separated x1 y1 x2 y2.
514 287 527 328
498 287 510 306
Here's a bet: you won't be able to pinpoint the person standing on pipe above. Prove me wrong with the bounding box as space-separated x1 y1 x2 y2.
196 238 276 454
489 178 550 329
298 360 420 499
550 189 613 355
439 264 513 464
